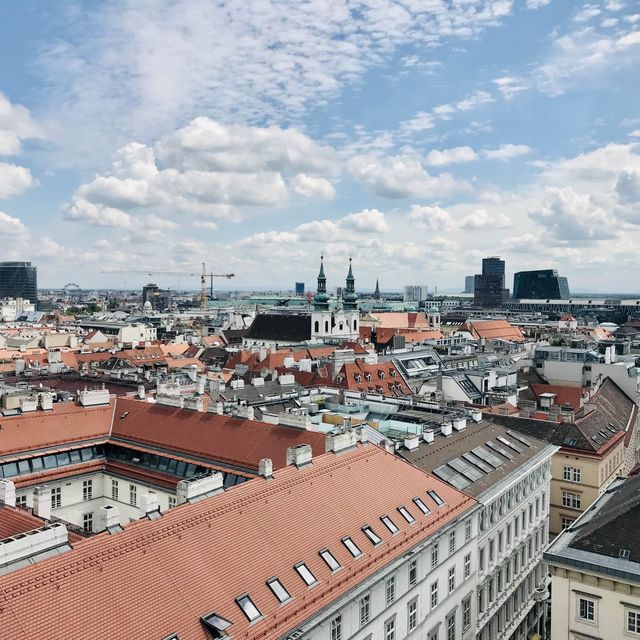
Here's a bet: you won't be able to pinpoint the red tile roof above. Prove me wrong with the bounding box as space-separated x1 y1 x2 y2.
0 402 113 458
462 319 525 343
0 505 49 540
336 361 412 396
111 397 327 471
0 444 476 640
375 327 444 346
531 384 586 411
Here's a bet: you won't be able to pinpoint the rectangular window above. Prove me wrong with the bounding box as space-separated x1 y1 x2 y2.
342 536 362 558
463 596 471 631
82 479 93 501
409 558 418 586
398 506 415 524
449 530 456 555
431 543 439 569
561 517 575 530
563 466 582 483
464 553 471 579
236 594 261 622
384 617 395 640
498 531 504 553
129 484 137 506
447 613 456 640
51 486 62 509
448 566 456 594
465 518 471 542
111 479 119 501
385 576 396 606
381 515 399 534
628 610 640 634
360 594 370 627
414 497 430 515
83 512 93 533
15 495 27 507
428 489 445 506
408 599 418 632
489 539 495 562
563 491 581 510
506 523 512 545
295 563 317 586
330 615 341 640
320 549 341 572
266 578 291 603
578 597 595 622
363 526 381 545
168 496 176 509
430 580 439 608
479 547 485 571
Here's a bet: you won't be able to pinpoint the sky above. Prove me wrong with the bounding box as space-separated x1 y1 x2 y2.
0 0 639 293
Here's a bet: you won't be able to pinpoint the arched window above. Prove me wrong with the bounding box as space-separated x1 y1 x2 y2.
339 323 343 331
314 320 319 333
325 320 329 333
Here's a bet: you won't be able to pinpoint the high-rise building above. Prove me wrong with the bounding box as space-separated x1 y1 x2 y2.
142 283 171 311
403 285 428 303
474 257 508 307
0 261 37 304
464 275 475 294
512 269 570 299
295 281 305 296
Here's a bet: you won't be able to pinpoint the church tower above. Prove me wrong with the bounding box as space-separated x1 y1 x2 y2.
313 255 330 311
342 257 358 311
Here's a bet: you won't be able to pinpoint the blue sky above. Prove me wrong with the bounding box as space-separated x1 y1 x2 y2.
0 0 639 292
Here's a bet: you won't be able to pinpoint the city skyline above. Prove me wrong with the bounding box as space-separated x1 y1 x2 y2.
1 1 639 290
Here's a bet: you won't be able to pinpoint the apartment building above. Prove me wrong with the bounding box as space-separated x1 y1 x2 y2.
0 438 480 640
545 473 640 640
399 417 557 640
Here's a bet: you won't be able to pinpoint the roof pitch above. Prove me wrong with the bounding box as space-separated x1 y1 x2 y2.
0 445 476 640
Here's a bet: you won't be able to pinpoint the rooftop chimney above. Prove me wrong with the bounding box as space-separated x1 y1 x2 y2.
423 429 435 444
137 385 145 400
259 458 273 479
403 435 420 451
0 479 16 507
325 430 359 454
95 505 121 532
176 473 224 505
38 392 53 411
441 422 453 437
453 418 467 431
33 485 51 520
139 493 161 518
286 444 313 468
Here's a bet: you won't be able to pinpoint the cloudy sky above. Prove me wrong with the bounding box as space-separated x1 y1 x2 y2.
1 0 639 293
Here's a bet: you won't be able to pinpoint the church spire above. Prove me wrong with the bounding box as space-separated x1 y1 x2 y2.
373 278 380 300
343 256 358 310
313 255 330 310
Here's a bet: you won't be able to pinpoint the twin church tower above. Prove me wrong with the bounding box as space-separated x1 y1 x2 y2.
310 255 359 341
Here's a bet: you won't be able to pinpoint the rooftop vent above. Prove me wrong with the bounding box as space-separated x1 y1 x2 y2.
423 429 435 444
258 458 273 479
403 435 420 451
96 505 121 532
441 422 453 437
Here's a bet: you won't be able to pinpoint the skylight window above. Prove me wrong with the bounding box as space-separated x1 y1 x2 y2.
236 594 262 622
201 613 232 639
362 525 382 545
428 490 445 506
267 578 292 603
398 506 415 524
342 536 362 557
295 562 318 586
319 549 341 571
413 497 431 515
381 515 399 534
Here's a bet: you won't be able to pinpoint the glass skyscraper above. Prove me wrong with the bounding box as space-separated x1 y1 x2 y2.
0 261 38 303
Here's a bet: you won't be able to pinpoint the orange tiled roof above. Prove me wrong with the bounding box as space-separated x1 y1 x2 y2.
531 384 585 411
0 505 50 540
0 444 476 640
337 361 411 396
111 397 326 471
463 319 525 343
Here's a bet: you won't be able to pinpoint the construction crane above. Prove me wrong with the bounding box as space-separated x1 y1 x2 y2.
102 263 235 311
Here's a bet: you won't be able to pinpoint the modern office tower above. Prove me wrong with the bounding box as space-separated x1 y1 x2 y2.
464 275 475 294
295 282 305 296
512 269 570 299
403 285 429 303
474 257 508 307
142 283 171 311
0 261 37 303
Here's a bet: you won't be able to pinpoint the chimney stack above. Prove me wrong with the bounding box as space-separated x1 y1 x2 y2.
441 421 453 437
286 444 313 468
325 430 359 454
139 493 161 517
176 473 224 505
33 485 51 520
0 479 16 507
423 429 435 444
137 385 146 400
259 458 273 479
95 505 120 532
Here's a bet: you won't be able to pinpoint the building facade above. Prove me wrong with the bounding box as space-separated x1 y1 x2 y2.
474 258 508 308
404 285 429 304
0 261 37 305
512 270 570 300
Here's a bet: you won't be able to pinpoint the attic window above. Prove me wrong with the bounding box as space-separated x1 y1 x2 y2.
413 497 431 515
379 371 385 379
398 506 415 524
267 577 292 603
620 549 631 560
342 536 362 557
295 562 318 586
381 515 399 534
319 549 341 572
362 525 382 545
428 490 445 507
390 370 397 377
201 613 232 639
236 594 262 622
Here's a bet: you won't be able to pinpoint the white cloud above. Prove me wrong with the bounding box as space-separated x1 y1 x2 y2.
0 163 35 199
459 209 512 229
142 214 178 230
526 0 551 9
482 144 532 160
574 5 602 23
348 153 471 199
408 205 454 232
193 221 218 230
341 209 390 233
629 130 640 138
492 76 527 99
616 169 640 204
291 174 336 200
424 146 478 166
65 196 132 228
0 211 29 236
0 93 43 156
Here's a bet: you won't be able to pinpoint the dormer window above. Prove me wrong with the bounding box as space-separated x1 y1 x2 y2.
342 536 362 558
365 373 372 382
355 375 362 383
236 594 262 622
379 371 385 379
390 370 397 377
